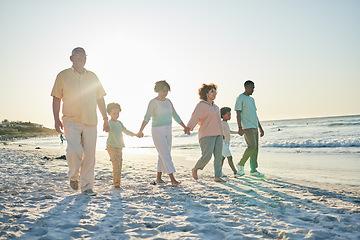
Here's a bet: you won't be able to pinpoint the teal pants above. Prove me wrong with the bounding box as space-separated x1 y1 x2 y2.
194 135 223 178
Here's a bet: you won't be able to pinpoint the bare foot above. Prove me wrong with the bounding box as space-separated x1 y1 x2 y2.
171 181 181 187
156 179 166 184
214 177 226 182
192 168 199 180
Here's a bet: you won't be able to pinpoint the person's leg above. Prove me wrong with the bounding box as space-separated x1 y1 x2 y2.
156 172 165 183
162 126 181 186
169 173 181 186
160 125 180 185
152 127 166 183
152 126 176 182
194 137 216 170
222 142 234 175
221 142 227 167
249 129 259 172
118 148 123 185
193 136 216 180
213 135 224 180
107 147 121 187
80 124 97 191
239 128 257 167
155 156 166 183
63 121 83 188
227 156 237 174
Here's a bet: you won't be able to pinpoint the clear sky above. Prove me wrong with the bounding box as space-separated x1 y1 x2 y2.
0 0 359 130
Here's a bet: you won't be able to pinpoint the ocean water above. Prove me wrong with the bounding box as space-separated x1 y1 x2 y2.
8 115 360 185
121 114 360 155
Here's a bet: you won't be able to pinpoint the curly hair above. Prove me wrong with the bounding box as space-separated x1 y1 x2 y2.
198 83 217 101
154 80 171 92
106 102 121 114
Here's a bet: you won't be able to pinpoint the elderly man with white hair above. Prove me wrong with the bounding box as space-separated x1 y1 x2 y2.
51 47 109 196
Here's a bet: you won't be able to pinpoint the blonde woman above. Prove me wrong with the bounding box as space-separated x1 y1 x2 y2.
138 80 189 186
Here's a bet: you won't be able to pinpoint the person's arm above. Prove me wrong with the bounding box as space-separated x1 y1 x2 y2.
138 121 148 136
121 123 139 137
170 100 182 124
258 120 264 137
137 100 154 136
52 96 63 133
97 97 110 132
230 129 238 134
187 103 202 131
169 100 190 135
236 110 244 136
222 122 226 139
179 121 190 135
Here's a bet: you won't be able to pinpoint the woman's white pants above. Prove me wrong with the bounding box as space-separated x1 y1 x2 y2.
151 125 176 174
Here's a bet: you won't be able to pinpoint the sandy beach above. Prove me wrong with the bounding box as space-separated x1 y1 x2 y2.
1 145 359 240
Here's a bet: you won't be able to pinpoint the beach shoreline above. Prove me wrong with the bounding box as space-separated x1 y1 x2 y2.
1 145 359 239
5 137 360 186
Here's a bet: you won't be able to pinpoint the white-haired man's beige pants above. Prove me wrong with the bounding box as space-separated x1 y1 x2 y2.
64 121 97 191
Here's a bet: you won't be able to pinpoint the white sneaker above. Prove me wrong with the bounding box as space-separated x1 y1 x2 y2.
235 164 245 177
250 171 264 178
82 189 97 196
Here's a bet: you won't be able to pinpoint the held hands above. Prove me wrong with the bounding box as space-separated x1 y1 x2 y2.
135 128 187 137
103 120 110 132
184 126 191 135
238 128 265 137
135 131 144 138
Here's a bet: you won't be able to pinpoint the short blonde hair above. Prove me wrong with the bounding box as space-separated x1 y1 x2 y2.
154 80 171 92
106 103 121 114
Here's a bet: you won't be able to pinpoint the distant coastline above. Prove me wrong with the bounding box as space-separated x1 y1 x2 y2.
0 120 57 142
262 114 360 123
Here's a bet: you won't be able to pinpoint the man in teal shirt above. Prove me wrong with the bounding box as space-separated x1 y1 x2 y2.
234 80 264 177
